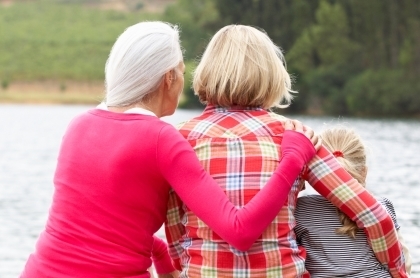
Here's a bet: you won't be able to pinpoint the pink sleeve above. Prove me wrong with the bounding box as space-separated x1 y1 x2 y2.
151 236 176 274
157 126 315 251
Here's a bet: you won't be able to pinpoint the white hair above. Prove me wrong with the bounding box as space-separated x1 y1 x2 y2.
104 21 183 107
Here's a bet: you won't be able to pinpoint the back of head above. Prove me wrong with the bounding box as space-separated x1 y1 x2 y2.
105 21 183 107
193 25 294 109
321 127 367 238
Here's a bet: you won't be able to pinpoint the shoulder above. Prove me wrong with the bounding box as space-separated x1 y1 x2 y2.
378 197 397 216
295 194 339 218
378 196 400 230
295 195 332 215
159 122 185 138
176 115 210 138
297 194 328 206
378 196 394 208
267 112 287 122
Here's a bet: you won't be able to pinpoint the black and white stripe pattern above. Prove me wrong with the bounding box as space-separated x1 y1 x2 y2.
294 195 398 278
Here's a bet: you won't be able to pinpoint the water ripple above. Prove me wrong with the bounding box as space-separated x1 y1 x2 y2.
0 105 418 277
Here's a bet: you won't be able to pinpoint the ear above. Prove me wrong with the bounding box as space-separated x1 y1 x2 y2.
163 70 175 90
163 71 173 90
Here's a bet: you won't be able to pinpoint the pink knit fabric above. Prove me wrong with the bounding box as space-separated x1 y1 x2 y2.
20 109 314 277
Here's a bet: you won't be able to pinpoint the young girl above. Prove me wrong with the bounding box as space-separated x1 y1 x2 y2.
295 127 412 277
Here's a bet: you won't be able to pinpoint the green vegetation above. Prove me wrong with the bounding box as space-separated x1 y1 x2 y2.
210 0 420 117
1 0 419 117
0 1 156 82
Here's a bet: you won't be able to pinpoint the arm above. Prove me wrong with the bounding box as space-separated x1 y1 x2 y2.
157 126 316 251
306 146 407 278
381 198 412 275
151 236 177 275
397 231 412 275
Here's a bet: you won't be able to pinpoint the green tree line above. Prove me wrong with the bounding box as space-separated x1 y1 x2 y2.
1 0 419 117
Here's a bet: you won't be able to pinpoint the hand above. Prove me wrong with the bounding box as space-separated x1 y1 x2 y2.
157 270 180 278
284 120 322 151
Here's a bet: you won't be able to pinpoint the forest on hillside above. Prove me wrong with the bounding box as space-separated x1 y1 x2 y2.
1 0 419 117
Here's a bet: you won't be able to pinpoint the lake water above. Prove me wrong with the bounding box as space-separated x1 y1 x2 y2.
0 104 419 277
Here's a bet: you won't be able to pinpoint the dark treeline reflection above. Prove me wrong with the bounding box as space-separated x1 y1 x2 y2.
165 0 420 117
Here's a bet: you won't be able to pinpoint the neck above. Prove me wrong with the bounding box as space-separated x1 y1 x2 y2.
107 90 164 117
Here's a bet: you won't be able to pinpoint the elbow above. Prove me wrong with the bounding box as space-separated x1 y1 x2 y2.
362 208 395 232
375 208 395 228
226 235 254 252
230 242 253 252
382 214 396 232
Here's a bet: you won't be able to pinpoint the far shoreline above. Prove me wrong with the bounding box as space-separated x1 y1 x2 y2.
0 80 104 104
1 81 419 120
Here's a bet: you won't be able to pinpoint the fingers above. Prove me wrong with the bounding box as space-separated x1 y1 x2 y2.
292 120 304 133
285 119 322 151
303 125 319 149
303 125 314 139
284 119 304 133
306 127 322 152
311 134 322 151
284 120 294 130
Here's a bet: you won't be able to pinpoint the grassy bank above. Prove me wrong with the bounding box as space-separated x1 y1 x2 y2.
0 0 196 106
0 0 162 83
0 81 104 104
0 80 190 105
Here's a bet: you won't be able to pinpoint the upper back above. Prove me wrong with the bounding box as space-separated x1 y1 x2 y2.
178 106 287 139
295 195 392 278
45 109 172 275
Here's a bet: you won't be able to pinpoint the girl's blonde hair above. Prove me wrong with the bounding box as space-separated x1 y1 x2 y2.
321 127 367 238
193 25 294 109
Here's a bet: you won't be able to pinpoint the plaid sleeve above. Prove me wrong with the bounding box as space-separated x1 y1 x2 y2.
164 188 186 271
306 146 408 278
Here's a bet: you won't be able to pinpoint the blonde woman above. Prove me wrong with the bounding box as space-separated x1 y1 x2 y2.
165 25 408 278
295 127 412 277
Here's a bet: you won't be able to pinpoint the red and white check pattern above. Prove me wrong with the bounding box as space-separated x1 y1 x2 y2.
165 105 406 278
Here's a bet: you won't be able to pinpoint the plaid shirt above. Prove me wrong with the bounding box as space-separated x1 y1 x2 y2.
165 105 406 278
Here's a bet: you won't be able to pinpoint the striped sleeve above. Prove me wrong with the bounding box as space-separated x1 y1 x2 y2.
380 197 400 230
305 146 407 278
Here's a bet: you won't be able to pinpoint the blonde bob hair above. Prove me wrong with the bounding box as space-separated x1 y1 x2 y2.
193 25 294 109
321 127 367 238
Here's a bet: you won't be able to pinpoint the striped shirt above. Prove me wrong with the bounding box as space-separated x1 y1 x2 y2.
295 195 399 278
165 105 407 278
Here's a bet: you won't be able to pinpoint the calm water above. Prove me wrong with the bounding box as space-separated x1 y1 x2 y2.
0 104 419 277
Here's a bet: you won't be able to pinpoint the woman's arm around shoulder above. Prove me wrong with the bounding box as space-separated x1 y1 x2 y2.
306 146 408 278
380 197 412 275
156 120 317 251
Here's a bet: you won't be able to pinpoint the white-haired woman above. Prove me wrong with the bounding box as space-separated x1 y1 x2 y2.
20 22 319 278
165 25 408 278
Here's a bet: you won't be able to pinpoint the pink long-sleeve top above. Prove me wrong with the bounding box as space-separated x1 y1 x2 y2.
20 108 315 277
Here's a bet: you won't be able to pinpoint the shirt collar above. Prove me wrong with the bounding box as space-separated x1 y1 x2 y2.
204 104 265 113
96 102 157 117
